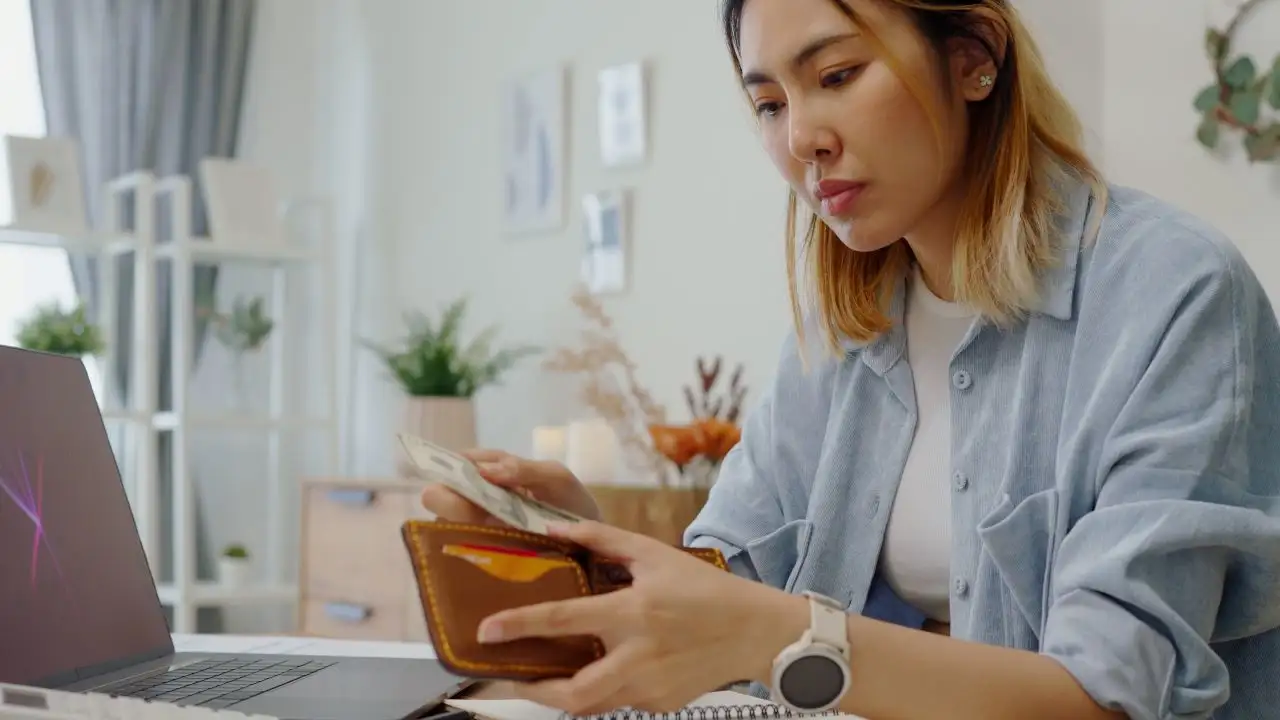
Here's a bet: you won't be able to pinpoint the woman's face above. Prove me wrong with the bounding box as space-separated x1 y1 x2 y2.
737 0 989 253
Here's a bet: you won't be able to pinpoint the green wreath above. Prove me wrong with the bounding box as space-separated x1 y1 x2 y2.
1193 0 1280 163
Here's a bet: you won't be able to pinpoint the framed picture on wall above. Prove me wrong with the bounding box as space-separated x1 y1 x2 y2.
597 62 647 168
580 188 629 294
502 65 568 234
1 134 88 235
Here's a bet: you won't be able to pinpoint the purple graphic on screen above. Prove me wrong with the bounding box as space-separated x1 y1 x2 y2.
0 451 65 588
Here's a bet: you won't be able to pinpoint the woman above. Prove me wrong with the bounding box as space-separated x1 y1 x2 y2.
422 0 1280 718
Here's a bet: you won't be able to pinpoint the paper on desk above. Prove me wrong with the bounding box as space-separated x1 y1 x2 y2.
171 633 438 659
446 689 867 720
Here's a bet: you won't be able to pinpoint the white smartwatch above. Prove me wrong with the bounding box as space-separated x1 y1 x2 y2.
769 591 852 712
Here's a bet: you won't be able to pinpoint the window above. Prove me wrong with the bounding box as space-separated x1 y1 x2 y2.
0 0 85 349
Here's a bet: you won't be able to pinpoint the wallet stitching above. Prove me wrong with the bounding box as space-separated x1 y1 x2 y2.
405 521 606 675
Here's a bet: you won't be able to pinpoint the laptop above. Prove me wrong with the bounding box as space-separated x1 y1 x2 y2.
0 346 473 719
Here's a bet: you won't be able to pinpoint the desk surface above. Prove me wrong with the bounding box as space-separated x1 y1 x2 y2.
171 633 438 659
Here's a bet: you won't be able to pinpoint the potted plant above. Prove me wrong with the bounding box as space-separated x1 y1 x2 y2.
201 294 274 410
218 543 251 587
15 301 108 401
363 297 538 463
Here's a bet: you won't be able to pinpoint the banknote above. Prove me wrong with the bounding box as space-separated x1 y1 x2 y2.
397 433 588 534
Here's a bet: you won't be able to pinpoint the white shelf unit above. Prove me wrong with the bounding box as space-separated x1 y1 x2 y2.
149 175 340 634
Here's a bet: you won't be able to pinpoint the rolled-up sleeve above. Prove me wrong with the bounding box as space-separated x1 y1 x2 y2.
1041 246 1280 719
683 381 786 583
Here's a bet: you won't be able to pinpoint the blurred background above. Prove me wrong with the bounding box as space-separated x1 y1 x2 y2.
0 0 1276 639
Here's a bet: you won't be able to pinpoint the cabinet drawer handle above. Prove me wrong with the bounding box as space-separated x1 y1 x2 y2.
326 489 375 507
323 602 372 623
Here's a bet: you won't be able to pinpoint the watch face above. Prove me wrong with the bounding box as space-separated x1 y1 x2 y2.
778 654 845 710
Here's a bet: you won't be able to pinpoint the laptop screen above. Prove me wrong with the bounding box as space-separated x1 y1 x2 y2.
0 347 172 686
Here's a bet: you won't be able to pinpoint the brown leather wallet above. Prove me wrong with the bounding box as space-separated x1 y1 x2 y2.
401 519 728 681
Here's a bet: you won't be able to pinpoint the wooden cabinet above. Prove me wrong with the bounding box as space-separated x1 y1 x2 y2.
298 477 432 641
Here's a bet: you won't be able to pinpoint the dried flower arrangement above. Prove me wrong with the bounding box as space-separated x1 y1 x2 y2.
543 287 670 478
648 356 747 488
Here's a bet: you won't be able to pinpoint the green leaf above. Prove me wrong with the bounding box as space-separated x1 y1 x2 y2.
360 295 539 397
1196 113 1221 149
1205 29 1227 62
1224 56 1257 90
1230 87 1263 126
15 301 106 356
1193 84 1222 112
1270 58 1280 109
1244 125 1280 163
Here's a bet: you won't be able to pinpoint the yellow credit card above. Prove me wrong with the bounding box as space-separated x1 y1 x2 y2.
443 543 576 583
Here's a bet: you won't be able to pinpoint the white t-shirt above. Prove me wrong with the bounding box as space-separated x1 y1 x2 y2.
879 267 976 622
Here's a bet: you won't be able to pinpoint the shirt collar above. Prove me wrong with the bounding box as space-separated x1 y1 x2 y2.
1037 173 1098 322
840 173 1101 375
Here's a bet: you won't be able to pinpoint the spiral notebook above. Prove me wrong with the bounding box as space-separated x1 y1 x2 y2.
445 689 867 720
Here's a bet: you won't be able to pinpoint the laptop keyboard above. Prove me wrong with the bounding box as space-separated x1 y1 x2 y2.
100 657 335 709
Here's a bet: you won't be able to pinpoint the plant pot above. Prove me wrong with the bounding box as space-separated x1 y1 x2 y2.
397 395 477 474
217 557 252 587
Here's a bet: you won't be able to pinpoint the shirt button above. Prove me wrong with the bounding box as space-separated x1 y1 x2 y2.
953 577 969 597
952 471 969 492
951 370 972 390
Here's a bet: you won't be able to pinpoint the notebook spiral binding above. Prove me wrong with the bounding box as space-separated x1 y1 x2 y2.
559 704 844 720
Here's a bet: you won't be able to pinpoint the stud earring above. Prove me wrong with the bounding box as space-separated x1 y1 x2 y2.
979 74 995 88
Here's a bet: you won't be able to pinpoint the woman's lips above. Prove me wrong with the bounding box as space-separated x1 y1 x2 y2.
815 179 867 216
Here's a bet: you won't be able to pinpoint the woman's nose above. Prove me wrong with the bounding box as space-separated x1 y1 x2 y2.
788 103 840 163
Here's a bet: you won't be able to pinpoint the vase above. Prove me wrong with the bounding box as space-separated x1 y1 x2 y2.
397 396 478 475
217 557 252 587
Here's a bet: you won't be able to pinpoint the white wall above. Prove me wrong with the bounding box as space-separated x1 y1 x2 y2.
359 0 791 467
1014 0 1106 160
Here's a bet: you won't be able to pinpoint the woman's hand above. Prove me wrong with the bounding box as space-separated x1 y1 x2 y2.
419 449 603 525
475 521 808 715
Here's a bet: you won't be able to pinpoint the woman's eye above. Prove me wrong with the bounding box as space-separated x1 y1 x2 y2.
820 66 862 88
754 101 783 118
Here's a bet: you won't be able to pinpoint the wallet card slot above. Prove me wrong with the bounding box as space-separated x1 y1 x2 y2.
442 543 578 583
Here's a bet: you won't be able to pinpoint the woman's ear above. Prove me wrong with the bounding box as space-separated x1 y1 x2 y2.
949 6 1008 102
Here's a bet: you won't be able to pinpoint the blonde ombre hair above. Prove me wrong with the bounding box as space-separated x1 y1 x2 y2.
722 0 1108 353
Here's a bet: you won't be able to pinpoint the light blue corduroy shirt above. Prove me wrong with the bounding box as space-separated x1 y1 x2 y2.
684 178 1280 719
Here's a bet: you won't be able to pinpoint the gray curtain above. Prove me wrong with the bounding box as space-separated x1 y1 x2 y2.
29 0 255 632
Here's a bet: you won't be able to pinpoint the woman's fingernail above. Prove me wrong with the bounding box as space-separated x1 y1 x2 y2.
476 461 509 479
477 620 504 644
545 522 570 536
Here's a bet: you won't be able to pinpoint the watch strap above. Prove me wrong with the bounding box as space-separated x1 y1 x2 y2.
804 591 850 658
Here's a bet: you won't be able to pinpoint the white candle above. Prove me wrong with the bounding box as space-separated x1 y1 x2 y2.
531 425 567 462
565 418 619 485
